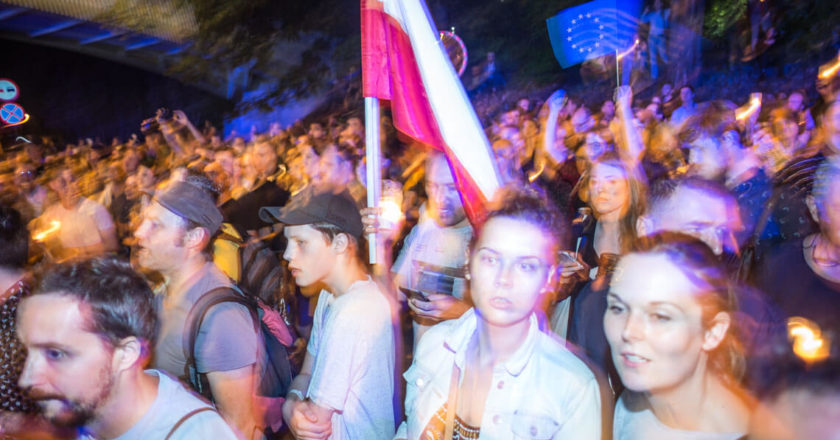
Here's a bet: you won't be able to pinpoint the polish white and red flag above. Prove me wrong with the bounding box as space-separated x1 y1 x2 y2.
361 0 501 223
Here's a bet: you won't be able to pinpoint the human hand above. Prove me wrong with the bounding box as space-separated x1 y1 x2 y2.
361 206 403 244
283 399 331 440
547 89 567 111
558 251 590 283
172 109 189 125
615 85 633 109
408 294 471 322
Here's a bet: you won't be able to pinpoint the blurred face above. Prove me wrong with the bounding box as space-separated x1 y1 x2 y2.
605 253 717 394
426 156 466 227
253 142 278 178
299 145 321 180
232 137 246 153
572 108 594 132
319 146 353 186
787 93 804 112
649 187 734 255
52 169 80 210
214 151 235 177
309 123 325 140
500 110 519 126
204 163 230 192
544 125 569 164
824 102 840 152
588 162 630 218
470 217 554 329
283 225 336 287
585 133 608 161
815 177 840 247
680 87 694 105
601 100 615 118
14 166 35 192
133 202 189 274
17 294 116 428
688 136 727 180
137 166 155 190
347 118 363 136
122 152 140 174
517 99 530 113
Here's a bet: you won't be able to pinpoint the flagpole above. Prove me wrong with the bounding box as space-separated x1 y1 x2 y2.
365 96 382 265
615 49 620 87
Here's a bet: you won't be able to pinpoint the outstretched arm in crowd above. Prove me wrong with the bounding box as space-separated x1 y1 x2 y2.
207 366 264 440
615 85 645 164
282 352 333 440
542 89 567 160
173 109 207 145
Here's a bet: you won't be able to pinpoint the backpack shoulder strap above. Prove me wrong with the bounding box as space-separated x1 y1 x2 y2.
182 287 259 391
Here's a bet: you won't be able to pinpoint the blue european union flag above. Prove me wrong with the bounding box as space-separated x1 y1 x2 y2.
547 0 642 68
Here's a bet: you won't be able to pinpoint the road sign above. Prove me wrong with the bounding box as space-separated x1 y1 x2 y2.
0 103 25 124
0 79 19 101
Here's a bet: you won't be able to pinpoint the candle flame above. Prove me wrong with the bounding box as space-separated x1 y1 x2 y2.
736 96 761 121
787 317 830 363
34 220 61 242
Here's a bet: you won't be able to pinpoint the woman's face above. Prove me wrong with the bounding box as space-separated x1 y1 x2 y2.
470 217 554 329
588 162 630 218
604 253 722 394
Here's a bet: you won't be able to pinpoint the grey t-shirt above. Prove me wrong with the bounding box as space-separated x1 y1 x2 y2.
306 278 396 440
153 262 259 377
78 370 238 440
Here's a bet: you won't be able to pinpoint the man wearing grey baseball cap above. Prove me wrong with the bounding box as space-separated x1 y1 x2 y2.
261 186 397 440
134 175 264 438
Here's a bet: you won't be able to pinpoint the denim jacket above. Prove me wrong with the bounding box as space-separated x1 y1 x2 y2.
395 310 602 440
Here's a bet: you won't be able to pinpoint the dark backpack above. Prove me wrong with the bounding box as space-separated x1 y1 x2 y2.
182 286 296 403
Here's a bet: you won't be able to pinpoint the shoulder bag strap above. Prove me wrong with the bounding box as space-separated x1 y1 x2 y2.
164 407 216 440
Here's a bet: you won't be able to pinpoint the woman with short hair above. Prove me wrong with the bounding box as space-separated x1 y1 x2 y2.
395 187 604 440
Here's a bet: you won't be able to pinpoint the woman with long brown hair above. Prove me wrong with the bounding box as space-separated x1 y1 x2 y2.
606 234 752 439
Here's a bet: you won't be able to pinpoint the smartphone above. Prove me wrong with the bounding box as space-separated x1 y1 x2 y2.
399 287 430 302
558 250 584 272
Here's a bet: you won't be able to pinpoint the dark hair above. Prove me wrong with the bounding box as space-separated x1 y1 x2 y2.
0 204 28 269
475 185 569 260
36 257 157 349
647 176 733 218
311 222 369 270
632 232 745 382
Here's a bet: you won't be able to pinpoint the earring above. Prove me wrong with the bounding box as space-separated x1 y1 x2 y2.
465 272 471 281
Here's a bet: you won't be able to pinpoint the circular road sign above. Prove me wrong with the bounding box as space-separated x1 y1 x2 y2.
0 103 26 125
0 79 19 101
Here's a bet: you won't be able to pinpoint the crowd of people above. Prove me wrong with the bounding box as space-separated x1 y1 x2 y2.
0 43 839 440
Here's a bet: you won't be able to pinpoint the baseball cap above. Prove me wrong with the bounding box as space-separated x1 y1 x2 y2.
260 186 363 238
154 177 223 235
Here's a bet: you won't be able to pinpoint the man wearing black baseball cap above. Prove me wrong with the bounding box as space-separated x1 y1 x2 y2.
261 186 396 440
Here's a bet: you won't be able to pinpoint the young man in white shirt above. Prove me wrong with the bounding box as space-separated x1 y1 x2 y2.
261 187 396 440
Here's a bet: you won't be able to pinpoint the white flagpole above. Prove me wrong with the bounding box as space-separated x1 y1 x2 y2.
365 96 382 265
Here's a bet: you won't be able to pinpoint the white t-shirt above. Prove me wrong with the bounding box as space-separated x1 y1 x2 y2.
78 370 238 440
306 278 396 440
614 392 745 440
393 207 473 300
40 197 114 250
